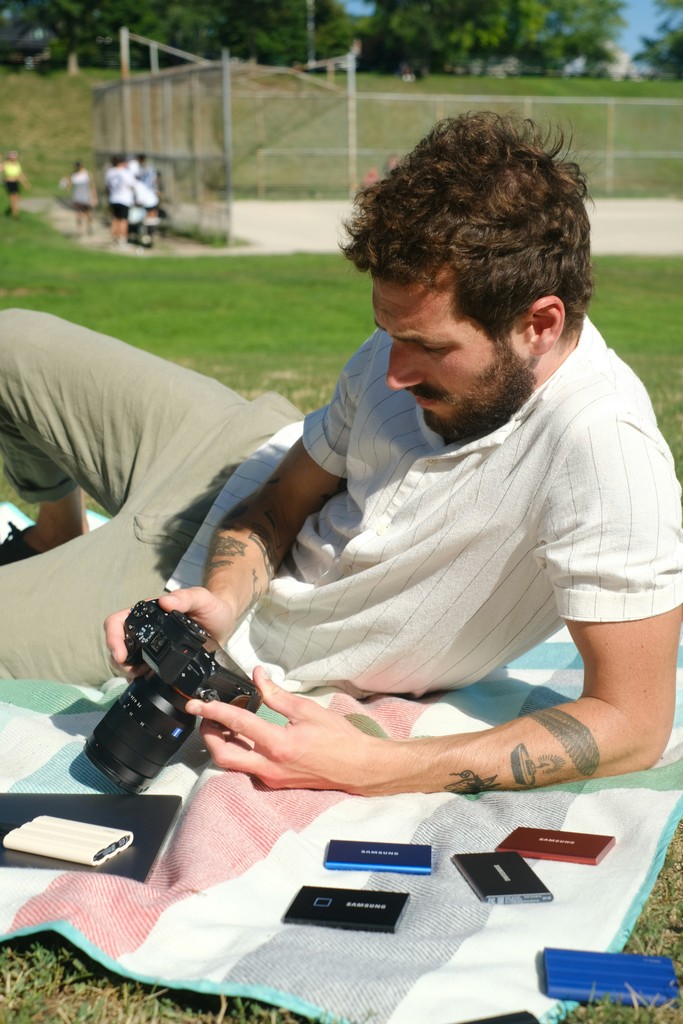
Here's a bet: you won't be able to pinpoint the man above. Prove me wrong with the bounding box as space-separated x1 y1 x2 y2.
1 113 681 796
104 155 135 248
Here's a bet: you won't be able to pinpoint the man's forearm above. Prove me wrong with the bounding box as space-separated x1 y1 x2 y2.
203 493 290 619
439 703 600 794
202 438 345 623
363 695 666 797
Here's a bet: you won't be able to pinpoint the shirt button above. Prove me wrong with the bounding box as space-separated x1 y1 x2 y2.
376 523 389 536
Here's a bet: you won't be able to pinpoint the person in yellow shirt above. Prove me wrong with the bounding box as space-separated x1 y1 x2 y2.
2 151 31 218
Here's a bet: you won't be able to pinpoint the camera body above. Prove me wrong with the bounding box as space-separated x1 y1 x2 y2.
85 600 261 793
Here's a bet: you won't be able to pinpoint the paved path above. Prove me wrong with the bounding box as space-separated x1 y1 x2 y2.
27 196 683 257
231 198 683 257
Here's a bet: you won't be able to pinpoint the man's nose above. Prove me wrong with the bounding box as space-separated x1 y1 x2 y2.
386 340 422 391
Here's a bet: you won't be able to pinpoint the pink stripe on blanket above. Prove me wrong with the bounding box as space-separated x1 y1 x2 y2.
10 873 177 956
152 772 349 890
11 773 348 958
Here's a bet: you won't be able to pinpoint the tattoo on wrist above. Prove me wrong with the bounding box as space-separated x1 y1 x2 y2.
445 769 500 794
529 707 600 777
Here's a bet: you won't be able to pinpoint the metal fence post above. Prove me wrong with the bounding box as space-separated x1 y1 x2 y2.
346 51 357 196
222 49 233 245
605 99 616 195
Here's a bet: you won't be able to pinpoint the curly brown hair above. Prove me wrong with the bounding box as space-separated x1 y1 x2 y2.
341 111 594 343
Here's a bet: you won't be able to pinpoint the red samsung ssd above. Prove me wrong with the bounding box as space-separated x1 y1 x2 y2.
497 827 615 865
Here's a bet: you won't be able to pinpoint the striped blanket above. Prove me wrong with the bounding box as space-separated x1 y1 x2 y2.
0 634 680 1023
0 504 681 1024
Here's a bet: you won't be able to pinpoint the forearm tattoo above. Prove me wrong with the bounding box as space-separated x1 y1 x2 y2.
445 770 500 794
443 708 599 794
205 499 282 582
529 707 600 777
510 744 565 786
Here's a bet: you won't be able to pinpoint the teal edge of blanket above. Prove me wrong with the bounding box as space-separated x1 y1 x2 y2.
0 921 351 1024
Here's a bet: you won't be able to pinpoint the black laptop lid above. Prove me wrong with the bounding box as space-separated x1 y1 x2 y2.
0 793 182 882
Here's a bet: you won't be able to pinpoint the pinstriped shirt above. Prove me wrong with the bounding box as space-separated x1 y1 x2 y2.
170 318 683 697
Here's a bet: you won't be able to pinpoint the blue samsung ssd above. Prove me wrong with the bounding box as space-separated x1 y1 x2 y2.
324 839 432 874
544 947 679 1005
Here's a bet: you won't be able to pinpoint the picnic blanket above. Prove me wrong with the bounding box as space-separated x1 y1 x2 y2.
1 495 682 1024
0 627 681 1024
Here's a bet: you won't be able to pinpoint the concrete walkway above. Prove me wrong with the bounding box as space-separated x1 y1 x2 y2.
231 197 683 257
26 196 683 257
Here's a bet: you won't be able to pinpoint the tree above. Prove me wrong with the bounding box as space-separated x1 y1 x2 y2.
208 0 353 66
357 0 626 74
636 0 683 77
1 0 163 73
314 0 355 59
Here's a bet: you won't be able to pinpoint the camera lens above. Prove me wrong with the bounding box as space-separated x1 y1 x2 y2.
84 676 196 793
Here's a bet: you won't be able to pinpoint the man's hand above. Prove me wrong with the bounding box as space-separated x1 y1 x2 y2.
103 587 239 676
186 667 416 796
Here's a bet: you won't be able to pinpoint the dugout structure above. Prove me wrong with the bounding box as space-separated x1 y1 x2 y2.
93 58 683 242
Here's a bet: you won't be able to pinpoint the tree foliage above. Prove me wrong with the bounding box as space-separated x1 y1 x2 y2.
4 0 681 76
636 0 683 76
362 0 626 73
0 0 354 71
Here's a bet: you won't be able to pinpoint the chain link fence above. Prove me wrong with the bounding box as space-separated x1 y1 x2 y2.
93 62 683 239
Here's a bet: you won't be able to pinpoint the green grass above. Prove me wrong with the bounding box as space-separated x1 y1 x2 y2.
0 211 682 1023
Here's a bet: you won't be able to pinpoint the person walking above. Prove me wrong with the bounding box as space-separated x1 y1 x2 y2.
2 151 30 218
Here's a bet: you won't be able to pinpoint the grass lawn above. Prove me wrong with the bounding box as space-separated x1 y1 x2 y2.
0 211 681 1023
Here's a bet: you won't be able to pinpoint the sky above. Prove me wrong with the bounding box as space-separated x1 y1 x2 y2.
619 0 660 55
342 0 662 58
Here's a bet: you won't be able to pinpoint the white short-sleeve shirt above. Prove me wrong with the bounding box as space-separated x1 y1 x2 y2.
169 318 683 697
104 165 135 207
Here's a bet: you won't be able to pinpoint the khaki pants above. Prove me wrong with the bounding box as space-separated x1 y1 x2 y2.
0 309 302 684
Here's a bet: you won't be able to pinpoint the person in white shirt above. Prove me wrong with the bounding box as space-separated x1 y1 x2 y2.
0 113 681 796
104 155 136 247
60 161 97 234
130 178 160 247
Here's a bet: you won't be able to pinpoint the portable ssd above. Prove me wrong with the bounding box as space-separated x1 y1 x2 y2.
283 885 410 932
451 851 553 904
497 827 615 865
324 839 432 874
544 947 679 1005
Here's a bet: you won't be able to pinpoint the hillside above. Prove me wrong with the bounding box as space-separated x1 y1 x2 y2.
0 70 120 191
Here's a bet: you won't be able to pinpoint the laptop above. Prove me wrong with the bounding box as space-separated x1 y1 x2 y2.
0 793 182 882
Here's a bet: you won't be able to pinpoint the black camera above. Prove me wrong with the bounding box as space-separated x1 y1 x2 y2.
85 599 261 794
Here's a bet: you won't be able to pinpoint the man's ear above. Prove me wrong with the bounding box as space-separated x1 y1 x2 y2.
520 296 566 356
